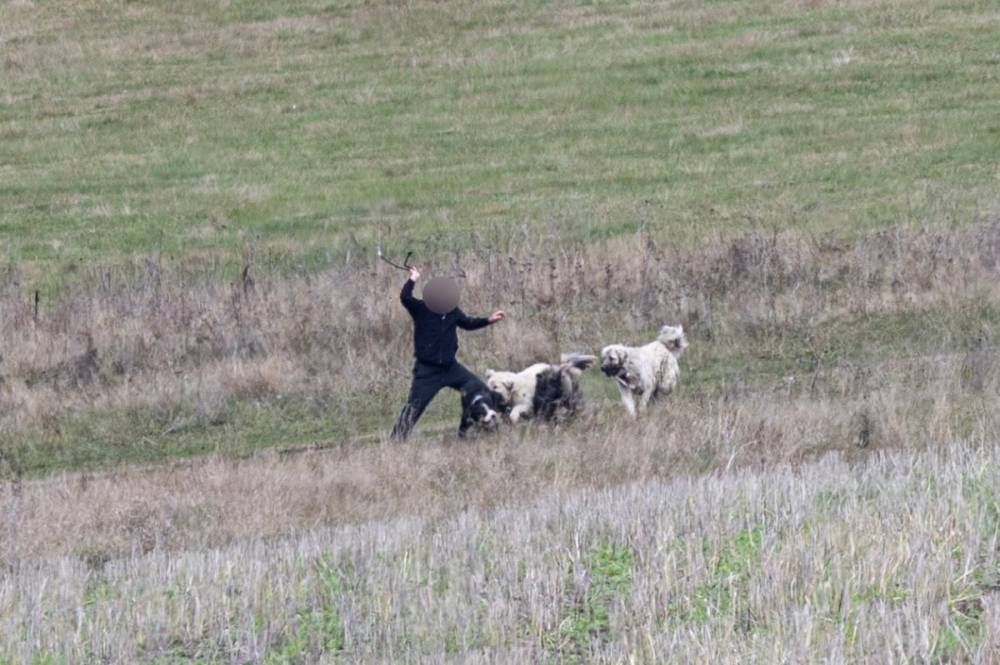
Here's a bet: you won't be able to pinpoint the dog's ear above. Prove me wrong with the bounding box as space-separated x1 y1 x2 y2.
489 388 510 413
485 369 495 379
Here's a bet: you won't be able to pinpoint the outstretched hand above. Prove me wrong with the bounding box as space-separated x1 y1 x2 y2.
408 266 421 282
488 310 506 324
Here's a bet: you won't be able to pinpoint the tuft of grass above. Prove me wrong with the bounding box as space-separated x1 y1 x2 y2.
679 525 764 627
555 543 633 659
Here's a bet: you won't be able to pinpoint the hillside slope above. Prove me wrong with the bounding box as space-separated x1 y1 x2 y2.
2 0 999 280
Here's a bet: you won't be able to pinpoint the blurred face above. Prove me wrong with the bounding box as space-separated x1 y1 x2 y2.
423 277 460 314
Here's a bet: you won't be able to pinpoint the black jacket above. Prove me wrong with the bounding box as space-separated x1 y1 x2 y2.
401 279 491 366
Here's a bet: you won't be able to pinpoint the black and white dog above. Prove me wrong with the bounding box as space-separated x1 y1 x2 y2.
458 378 504 438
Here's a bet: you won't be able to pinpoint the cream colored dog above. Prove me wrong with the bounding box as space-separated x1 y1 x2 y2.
600 325 688 416
485 353 596 423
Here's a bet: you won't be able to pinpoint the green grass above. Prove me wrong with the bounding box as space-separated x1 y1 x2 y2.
672 525 765 626
0 390 378 477
554 542 633 659
133 555 346 663
261 558 346 664
3 0 999 287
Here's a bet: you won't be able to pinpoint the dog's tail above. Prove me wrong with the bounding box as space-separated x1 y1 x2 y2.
559 352 597 373
657 325 688 357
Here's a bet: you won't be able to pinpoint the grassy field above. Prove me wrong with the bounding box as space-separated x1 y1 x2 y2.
3 0 999 284
3 0 1000 662
2 222 999 476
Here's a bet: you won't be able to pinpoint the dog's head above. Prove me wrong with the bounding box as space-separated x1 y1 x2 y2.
484 369 517 411
600 345 629 376
657 324 688 357
465 390 501 431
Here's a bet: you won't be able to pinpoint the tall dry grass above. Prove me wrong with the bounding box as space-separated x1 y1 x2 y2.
2 345 998 564
1 221 998 443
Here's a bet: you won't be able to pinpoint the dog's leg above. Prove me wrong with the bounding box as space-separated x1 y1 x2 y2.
615 379 637 417
510 403 532 423
458 414 473 438
637 386 654 413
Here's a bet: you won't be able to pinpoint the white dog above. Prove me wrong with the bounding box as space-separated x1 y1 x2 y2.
485 353 596 423
600 325 688 416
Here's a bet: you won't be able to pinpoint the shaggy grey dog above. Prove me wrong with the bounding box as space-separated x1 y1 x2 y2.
600 325 688 416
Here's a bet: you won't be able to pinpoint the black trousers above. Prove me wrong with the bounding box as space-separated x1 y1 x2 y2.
391 360 480 440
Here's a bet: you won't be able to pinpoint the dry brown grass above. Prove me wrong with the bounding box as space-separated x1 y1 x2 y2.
2 221 999 444
2 345 997 566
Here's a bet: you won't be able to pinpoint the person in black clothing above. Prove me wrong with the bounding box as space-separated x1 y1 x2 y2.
390 266 506 440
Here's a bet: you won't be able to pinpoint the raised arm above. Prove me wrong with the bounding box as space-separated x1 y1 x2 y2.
400 267 421 313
